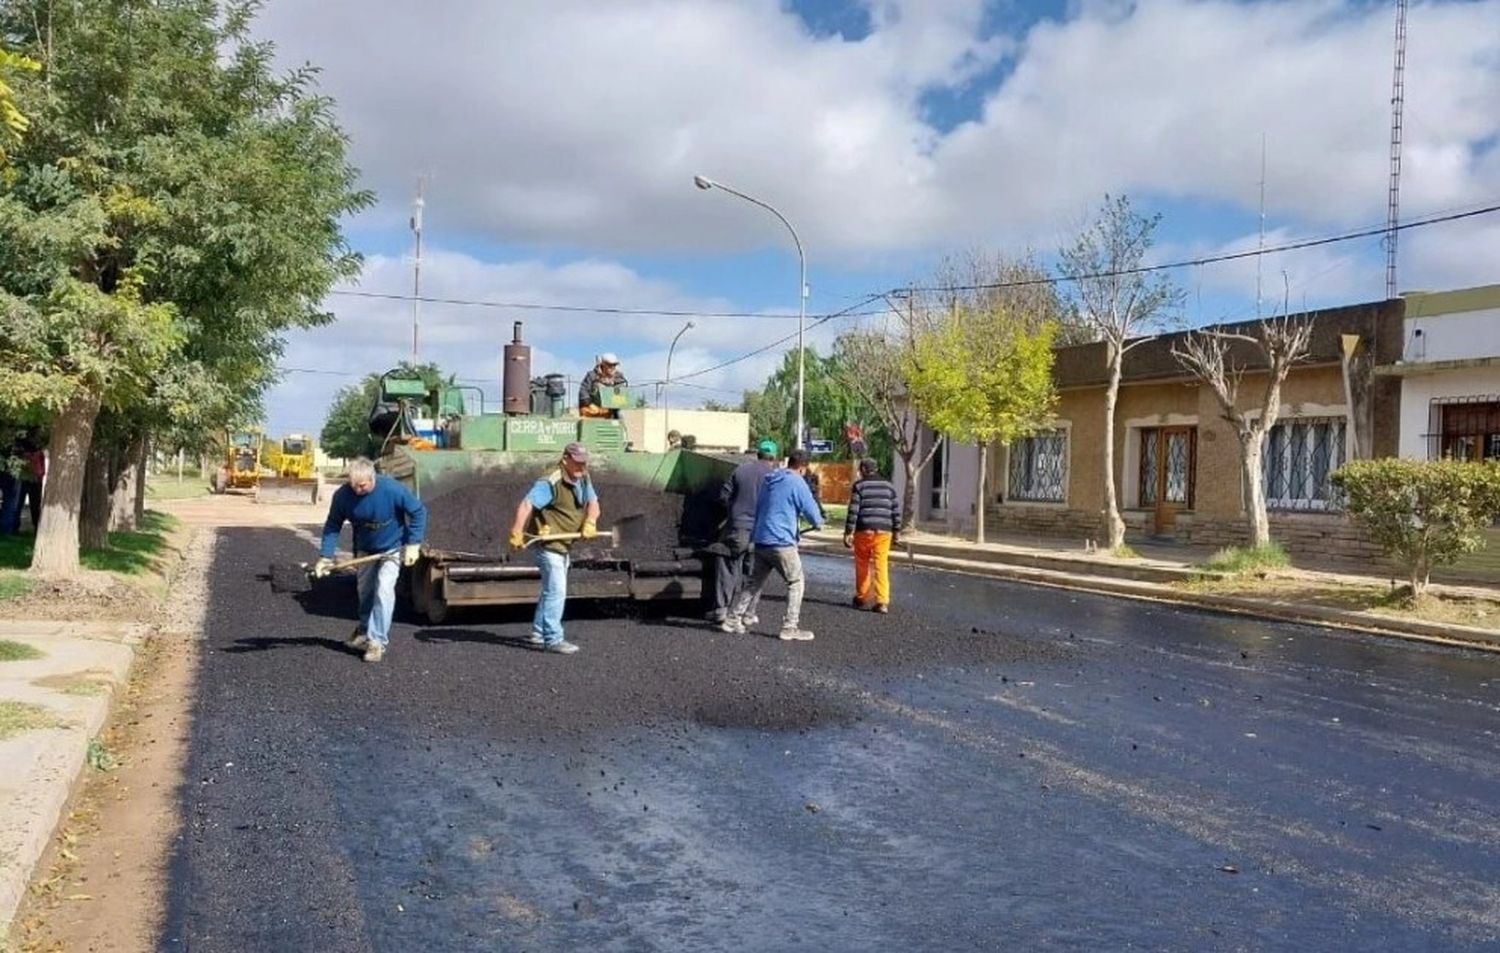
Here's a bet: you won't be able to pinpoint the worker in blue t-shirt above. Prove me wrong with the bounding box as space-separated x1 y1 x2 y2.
508 442 600 655
315 457 428 663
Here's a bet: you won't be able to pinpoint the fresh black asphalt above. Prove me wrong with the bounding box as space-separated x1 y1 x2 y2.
159 525 1500 951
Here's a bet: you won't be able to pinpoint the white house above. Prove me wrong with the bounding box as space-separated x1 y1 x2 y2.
1386 284 1500 462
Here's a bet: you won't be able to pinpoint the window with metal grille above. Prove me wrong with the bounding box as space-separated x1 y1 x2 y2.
1007 429 1067 502
1261 417 1345 510
1433 400 1500 462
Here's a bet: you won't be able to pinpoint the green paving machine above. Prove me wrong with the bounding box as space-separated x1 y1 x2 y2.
372 324 737 623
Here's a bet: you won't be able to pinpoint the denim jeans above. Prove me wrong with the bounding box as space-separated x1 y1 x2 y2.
0 473 19 535
533 547 571 645
355 554 401 646
729 545 804 631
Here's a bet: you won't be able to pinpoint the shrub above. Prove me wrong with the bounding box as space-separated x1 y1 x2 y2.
1202 543 1290 575
1331 459 1500 598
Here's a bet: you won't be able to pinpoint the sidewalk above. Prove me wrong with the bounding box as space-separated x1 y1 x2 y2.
0 621 148 936
802 528 1500 652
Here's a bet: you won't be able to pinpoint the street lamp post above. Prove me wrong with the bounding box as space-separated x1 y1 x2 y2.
694 175 807 450
664 320 694 447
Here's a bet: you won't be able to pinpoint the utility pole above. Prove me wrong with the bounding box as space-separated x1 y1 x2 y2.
1256 132 1267 318
410 176 426 360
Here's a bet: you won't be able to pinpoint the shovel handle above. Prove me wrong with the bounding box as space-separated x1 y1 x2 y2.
310 550 398 573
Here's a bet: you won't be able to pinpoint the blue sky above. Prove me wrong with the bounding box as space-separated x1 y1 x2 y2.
254 0 1500 436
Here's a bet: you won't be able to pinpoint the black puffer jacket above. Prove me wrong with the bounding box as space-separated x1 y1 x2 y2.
845 478 901 534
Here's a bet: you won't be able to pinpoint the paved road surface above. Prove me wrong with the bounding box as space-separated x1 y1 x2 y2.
160 525 1500 951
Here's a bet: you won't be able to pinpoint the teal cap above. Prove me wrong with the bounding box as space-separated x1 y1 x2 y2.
756 439 779 456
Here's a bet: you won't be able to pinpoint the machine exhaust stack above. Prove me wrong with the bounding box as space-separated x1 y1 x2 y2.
503 321 531 416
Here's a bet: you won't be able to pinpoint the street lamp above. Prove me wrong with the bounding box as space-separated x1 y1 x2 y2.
693 175 807 450
664 320 694 447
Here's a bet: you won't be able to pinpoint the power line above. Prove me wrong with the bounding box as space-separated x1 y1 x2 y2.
900 202 1500 294
328 290 881 321
671 295 884 383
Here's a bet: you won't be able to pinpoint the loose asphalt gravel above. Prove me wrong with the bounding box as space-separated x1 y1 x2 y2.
159 524 1500 951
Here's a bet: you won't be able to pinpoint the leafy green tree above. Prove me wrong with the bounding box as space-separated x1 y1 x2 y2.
905 304 1058 543
1331 459 1500 600
0 0 368 573
0 45 36 168
755 346 890 467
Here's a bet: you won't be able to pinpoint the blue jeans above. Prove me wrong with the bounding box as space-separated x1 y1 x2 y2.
532 548 571 645
356 554 401 647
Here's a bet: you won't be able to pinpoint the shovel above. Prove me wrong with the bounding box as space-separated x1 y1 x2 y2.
268 550 397 594
516 514 646 550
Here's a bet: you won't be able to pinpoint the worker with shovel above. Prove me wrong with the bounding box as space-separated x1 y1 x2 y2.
508 442 601 655
314 457 427 663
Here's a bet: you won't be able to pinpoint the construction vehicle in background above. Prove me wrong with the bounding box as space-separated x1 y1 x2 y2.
209 429 264 494
370 321 744 623
258 433 322 504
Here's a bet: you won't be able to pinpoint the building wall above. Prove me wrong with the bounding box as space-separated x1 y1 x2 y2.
1399 367 1500 460
1402 304 1500 363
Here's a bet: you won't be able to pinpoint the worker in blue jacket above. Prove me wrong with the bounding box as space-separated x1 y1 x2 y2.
315 457 427 663
721 449 823 641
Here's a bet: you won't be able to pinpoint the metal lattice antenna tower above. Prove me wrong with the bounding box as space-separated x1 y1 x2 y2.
1385 0 1408 299
410 176 427 359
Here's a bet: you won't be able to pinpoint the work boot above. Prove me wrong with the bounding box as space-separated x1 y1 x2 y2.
544 641 580 655
851 597 868 610
719 617 746 635
363 642 385 663
778 628 815 641
874 604 889 614
346 629 369 650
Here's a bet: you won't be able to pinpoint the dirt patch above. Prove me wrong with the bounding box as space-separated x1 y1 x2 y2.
4 572 162 624
1177 572 1500 633
8 532 213 953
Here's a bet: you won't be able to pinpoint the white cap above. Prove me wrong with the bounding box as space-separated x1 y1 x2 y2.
599 352 620 365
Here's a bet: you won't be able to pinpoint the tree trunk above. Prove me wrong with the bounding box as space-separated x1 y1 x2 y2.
110 435 144 532
81 439 113 550
30 390 103 575
900 451 918 532
975 441 988 544
1242 437 1271 548
133 437 149 526
1101 349 1126 549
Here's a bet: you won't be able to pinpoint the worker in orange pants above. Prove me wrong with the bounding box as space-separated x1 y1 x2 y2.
843 458 901 613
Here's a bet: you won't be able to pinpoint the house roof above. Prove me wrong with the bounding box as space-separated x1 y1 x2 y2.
1401 284 1500 319
1051 298 1405 390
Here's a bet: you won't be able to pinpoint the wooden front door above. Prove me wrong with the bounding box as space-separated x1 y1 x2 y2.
1140 427 1196 535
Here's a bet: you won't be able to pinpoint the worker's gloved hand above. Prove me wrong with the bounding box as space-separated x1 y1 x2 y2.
401 544 421 567
311 557 334 579
580 521 599 539
508 529 525 549
842 533 854 549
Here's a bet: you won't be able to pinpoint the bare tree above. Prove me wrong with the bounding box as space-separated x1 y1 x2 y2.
832 299 942 532
1171 313 1314 548
1058 196 1182 549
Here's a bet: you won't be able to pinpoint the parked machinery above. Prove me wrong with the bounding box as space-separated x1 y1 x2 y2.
258 433 322 504
210 429 263 494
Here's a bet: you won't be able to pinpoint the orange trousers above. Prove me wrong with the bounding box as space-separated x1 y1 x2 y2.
853 530 892 607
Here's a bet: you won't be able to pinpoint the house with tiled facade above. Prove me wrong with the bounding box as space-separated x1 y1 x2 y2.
894 292 1462 561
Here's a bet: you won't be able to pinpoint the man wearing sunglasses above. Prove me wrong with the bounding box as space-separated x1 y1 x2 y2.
508 442 601 654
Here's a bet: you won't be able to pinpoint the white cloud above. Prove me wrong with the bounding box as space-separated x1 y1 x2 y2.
256 0 1500 255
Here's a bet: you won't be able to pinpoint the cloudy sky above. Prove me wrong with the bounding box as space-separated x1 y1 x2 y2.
254 0 1500 436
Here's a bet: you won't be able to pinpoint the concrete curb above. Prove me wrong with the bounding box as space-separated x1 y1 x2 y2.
802 540 1500 654
0 626 138 937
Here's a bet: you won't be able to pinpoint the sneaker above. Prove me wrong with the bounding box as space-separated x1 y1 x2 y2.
544 640 580 655
778 628 815 641
745 615 759 626
851 598 868 610
362 642 385 663
346 630 369 650
719 617 746 634
874 604 889 614
526 632 545 646
705 609 726 624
